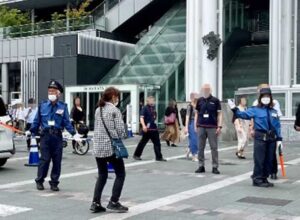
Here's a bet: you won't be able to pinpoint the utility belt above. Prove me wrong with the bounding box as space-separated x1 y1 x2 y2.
41 128 62 136
255 130 277 142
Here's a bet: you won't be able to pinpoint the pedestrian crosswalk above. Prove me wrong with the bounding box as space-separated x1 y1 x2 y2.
0 204 32 217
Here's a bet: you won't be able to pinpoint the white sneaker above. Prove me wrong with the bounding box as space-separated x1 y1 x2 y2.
185 148 191 159
192 156 198 162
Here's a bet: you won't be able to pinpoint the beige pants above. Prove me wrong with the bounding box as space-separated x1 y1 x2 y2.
235 120 249 152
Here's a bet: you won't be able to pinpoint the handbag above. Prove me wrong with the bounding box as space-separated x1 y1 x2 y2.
164 113 176 125
100 107 128 159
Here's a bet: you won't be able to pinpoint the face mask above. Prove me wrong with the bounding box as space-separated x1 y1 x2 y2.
48 94 57 102
261 97 270 105
114 101 119 106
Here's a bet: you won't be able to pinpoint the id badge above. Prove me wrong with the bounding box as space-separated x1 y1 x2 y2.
48 120 55 126
203 114 209 118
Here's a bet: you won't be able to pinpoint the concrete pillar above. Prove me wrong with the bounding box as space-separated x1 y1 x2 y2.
186 0 222 99
1 63 9 104
269 0 296 85
200 0 218 95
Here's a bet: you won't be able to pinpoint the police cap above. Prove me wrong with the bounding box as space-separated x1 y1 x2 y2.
260 88 272 95
48 80 64 93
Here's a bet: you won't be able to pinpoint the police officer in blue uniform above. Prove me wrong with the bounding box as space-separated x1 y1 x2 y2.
26 80 81 191
228 88 282 187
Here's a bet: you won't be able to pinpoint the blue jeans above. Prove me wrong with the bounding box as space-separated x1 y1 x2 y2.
188 119 198 155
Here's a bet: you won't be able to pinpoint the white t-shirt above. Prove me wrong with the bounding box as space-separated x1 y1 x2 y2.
252 99 283 117
16 108 26 121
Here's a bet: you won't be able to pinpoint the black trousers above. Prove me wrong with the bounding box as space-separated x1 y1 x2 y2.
25 123 32 149
272 149 278 174
134 130 163 159
93 155 126 203
35 133 63 186
253 138 276 182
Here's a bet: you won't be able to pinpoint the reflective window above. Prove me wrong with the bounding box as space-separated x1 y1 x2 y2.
292 93 300 116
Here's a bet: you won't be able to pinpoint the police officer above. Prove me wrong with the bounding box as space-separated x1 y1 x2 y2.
228 88 283 187
26 80 82 191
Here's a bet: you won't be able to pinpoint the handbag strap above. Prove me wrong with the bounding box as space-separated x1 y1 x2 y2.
100 107 113 140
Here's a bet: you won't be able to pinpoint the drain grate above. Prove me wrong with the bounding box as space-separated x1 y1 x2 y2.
237 196 292 206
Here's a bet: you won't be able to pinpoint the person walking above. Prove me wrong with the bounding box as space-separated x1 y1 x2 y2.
91 87 128 213
26 80 81 191
133 96 166 161
194 84 222 174
161 100 180 147
184 93 199 161
15 102 26 132
233 97 250 159
24 98 38 151
228 88 282 187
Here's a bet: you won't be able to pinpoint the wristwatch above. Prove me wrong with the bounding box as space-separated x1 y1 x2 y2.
218 126 223 129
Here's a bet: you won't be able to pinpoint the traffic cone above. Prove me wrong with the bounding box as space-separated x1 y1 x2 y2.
127 123 133 138
25 137 40 167
107 162 114 173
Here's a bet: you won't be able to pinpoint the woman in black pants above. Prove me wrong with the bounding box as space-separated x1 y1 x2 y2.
90 87 128 213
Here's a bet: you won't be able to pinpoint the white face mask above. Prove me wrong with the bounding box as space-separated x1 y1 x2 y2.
261 97 270 105
48 94 57 102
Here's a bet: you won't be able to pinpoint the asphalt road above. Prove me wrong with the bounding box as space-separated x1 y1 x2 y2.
1 135 300 220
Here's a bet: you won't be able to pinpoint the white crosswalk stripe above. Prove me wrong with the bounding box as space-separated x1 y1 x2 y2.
0 204 32 217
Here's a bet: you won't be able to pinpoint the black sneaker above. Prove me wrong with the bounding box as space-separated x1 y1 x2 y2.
156 158 167 162
90 202 106 213
263 179 274 187
36 182 44 191
171 144 177 147
195 166 205 173
212 168 220 175
50 185 60 191
133 155 142 161
166 141 170 146
270 174 277 180
107 201 128 213
253 181 270 188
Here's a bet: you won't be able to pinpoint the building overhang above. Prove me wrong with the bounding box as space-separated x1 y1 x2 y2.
0 0 83 10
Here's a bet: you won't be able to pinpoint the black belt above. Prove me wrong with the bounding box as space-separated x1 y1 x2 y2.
255 130 276 141
42 128 62 135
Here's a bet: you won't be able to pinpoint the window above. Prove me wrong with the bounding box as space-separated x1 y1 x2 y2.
272 93 286 117
292 93 300 116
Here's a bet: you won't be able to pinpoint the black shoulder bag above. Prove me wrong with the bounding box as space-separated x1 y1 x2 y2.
100 107 128 159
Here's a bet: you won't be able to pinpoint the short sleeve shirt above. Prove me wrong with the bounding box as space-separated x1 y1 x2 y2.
140 105 157 130
196 95 221 128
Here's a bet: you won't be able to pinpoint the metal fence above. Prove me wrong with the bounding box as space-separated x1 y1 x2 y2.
0 16 96 39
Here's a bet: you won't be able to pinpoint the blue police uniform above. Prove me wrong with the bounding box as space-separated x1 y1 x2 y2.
30 81 75 188
233 98 282 186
